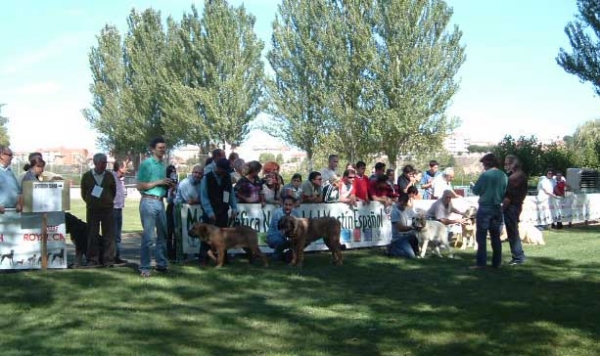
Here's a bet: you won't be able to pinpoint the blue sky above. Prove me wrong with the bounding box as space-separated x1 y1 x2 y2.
0 0 597 153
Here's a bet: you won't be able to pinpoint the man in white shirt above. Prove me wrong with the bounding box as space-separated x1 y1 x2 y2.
320 154 339 184
431 167 458 200
387 194 419 258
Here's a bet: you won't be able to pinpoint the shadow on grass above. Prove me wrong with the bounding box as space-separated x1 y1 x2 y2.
1 228 599 356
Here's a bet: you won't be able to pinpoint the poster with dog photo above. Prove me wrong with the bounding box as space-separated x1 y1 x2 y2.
0 212 67 270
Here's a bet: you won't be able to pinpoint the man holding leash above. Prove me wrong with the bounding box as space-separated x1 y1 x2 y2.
267 196 301 261
471 153 507 269
502 154 528 266
199 158 238 265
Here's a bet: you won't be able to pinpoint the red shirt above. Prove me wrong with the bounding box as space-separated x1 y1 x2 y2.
353 175 370 201
369 180 398 199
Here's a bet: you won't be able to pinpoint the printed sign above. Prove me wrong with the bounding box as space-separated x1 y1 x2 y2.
0 211 67 270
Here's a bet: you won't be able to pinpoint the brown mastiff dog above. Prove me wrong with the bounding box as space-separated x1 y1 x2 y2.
278 215 343 267
188 223 268 268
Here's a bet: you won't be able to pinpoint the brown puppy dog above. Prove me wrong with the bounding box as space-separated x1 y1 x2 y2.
188 223 268 268
278 215 343 267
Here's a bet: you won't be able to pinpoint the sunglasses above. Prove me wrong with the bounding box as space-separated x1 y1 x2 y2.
347 176 355 179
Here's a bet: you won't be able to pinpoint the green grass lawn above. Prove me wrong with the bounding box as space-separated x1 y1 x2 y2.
1 226 599 356
69 197 142 233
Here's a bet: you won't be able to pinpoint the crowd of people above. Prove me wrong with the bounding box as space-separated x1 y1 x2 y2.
0 140 563 275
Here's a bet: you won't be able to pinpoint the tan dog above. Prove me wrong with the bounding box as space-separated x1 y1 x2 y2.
188 223 268 268
460 206 477 250
499 223 545 245
412 215 453 258
278 215 343 267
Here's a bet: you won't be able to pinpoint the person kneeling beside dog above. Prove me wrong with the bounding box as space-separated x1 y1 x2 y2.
387 194 420 258
266 196 301 262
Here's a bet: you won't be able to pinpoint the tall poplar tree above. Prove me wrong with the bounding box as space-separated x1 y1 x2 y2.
267 0 337 170
122 9 170 149
83 25 129 154
162 1 266 151
327 0 384 164
375 0 465 167
268 0 464 168
198 0 265 149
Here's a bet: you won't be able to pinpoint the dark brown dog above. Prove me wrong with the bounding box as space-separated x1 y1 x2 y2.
65 212 89 267
188 223 268 268
278 215 343 267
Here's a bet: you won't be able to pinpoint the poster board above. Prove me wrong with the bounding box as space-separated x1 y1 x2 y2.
22 180 70 213
0 211 67 270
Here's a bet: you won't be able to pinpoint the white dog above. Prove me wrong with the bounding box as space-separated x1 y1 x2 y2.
500 223 546 245
519 223 546 245
412 215 453 258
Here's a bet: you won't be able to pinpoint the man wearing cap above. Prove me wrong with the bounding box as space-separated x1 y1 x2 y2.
199 157 238 264
136 137 174 277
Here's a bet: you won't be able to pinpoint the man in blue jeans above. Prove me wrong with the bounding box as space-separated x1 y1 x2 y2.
388 194 419 258
266 196 300 261
136 137 175 277
502 154 528 265
471 153 507 269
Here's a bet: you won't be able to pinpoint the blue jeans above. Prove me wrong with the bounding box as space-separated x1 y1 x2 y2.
503 203 525 263
113 208 123 258
475 205 503 267
139 199 168 271
266 232 289 259
388 234 417 259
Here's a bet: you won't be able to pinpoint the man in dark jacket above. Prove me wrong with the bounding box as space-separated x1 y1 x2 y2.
81 153 116 266
199 158 238 264
502 154 528 265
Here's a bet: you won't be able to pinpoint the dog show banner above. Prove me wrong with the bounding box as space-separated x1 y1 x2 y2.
0 211 67 270
179 193 600 255
179 202 394 255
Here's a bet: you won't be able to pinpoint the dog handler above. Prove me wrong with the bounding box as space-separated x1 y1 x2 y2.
471 153 507 269
266 196 301 261
387 194 419 258
502 154 528 265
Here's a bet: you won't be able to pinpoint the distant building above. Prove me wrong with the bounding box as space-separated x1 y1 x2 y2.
444 133 471 155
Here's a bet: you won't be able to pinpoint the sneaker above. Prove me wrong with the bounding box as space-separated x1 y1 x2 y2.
139 270 151 278
508 259 524 266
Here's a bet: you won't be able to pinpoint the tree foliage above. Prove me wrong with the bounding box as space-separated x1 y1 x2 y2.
557 0 600 95
492 135 544 177
467 144 494 153
267 0 464 170
84 1 265 158
570 119 600 168
0 103 9 146
375 0 464 168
